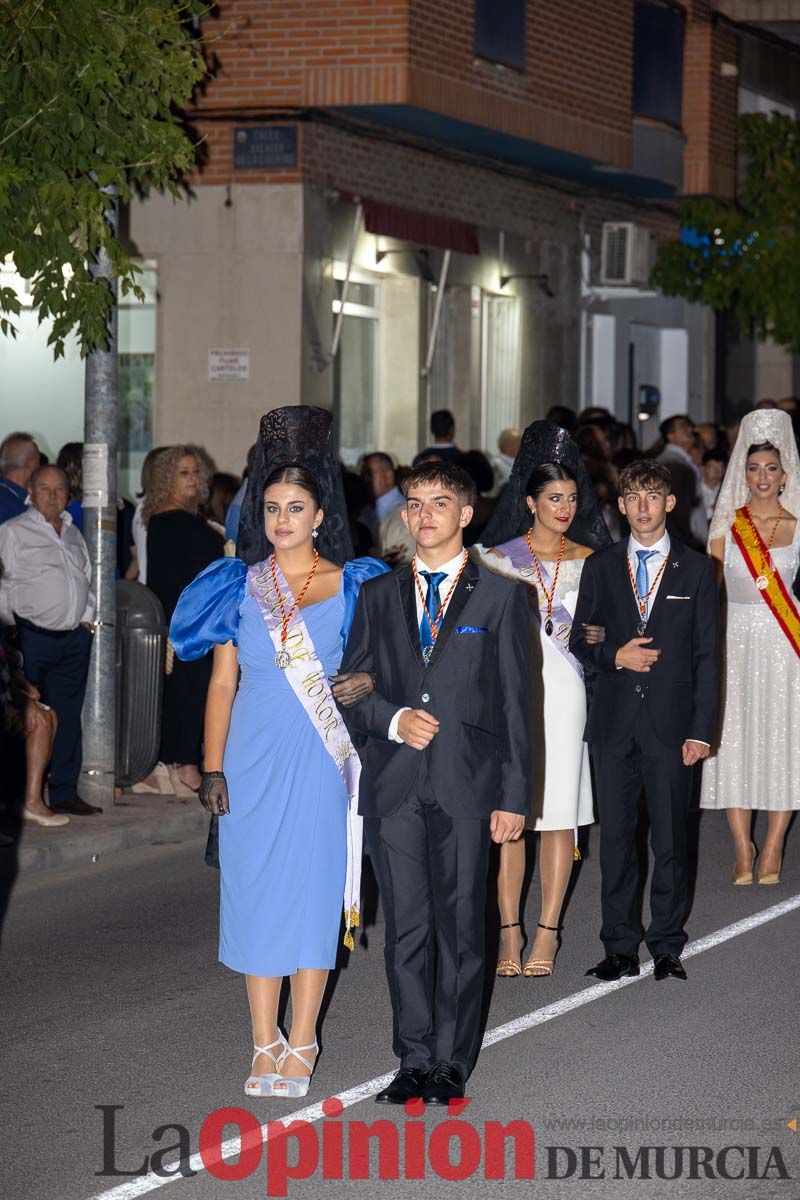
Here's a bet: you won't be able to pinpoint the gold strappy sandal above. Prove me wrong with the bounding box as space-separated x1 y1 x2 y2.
523 922 562 978
496 921 522 978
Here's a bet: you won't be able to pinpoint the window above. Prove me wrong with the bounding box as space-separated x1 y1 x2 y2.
481 294 521 453
633 1 685 128
475 0 525 72
118 261 157 499
332 271 380 466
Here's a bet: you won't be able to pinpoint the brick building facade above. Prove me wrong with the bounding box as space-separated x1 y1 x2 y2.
116 1 797 472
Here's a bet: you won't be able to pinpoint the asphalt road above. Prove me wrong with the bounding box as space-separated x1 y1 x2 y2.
2 809 798 1200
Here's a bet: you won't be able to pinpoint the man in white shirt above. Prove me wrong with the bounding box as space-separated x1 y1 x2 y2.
341 460 531 1105
571 460 719 984
360 452 405 548
0 466 99 816
489 427 522 498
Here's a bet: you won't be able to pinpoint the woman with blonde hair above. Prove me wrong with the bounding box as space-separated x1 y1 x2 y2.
144 446 223 794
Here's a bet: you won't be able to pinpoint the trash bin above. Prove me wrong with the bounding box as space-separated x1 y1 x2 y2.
115 580 168 787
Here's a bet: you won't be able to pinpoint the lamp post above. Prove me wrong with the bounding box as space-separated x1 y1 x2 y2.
80 187 118 809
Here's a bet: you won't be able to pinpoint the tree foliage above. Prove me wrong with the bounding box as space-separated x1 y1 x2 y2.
652 112 800 353
0 0 207 356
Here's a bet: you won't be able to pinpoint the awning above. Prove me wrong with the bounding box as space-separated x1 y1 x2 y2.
362 198 480 255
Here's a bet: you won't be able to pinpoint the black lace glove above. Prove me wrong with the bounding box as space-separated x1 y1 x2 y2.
199 771 229 816
329 671 376 707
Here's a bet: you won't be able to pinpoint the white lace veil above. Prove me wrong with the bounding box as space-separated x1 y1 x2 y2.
709 408 800 543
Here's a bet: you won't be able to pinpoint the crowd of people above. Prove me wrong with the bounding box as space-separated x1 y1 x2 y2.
0 398 797 1101
165 400 797 1105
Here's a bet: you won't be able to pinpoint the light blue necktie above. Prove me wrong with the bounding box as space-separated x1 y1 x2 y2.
419 570 447 664
635 549 658 620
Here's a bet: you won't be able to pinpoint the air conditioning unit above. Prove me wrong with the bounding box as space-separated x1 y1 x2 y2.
600 222 655 286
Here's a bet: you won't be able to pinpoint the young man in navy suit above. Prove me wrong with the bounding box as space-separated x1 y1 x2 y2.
341 461 532 1104
571 461 720 983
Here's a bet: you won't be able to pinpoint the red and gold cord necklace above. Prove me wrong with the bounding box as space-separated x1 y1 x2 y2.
743 506 782 590
626 553 668 635
412 550 469 663
525 530 565 636
270 549 319 668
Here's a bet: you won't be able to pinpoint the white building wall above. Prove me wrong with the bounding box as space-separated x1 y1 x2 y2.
129 184 306 474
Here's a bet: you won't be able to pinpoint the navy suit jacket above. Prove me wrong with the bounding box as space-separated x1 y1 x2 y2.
340 558 532 819
570 538 720 748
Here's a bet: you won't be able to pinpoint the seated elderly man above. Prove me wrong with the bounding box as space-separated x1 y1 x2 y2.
0 627 63 827
0 465 99 816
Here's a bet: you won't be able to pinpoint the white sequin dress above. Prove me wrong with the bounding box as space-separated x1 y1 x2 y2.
700 524 800 811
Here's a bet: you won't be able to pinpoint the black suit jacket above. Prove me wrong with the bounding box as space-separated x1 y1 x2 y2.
569 538 720 748
340 558 532 819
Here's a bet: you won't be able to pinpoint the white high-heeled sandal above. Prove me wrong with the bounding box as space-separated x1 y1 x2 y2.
244 1032 289 1097
271 1041 318 1099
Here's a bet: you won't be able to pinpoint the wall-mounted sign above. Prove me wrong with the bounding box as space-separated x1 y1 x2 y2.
233 126 297 170
209 348 250 382
82 443 109 508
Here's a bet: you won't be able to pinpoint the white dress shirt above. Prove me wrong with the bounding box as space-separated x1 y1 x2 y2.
627 530 670 622
388 548 468 742
374 485 405 524
0 506 95 630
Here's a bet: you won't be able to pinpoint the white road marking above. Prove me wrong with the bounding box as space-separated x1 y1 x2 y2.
89 891 800 1200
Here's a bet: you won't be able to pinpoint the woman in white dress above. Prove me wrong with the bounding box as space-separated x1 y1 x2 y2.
476 421 611 977
700 408 800 884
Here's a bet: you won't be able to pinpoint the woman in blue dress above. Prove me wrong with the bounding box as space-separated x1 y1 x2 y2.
170 407 387 1099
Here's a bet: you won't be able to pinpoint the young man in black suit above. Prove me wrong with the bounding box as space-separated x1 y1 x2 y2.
340 460 531 1104
570 460 720 983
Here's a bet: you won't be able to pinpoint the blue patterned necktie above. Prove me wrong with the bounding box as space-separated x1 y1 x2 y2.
635 549 657 621
419 570 447 664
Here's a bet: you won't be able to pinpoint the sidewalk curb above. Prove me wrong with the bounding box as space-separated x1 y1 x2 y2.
12 794 209 875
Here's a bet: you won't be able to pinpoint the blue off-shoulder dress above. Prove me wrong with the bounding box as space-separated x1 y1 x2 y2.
170 556 388 977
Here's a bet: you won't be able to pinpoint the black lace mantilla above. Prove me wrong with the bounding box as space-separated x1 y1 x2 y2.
236 406 355 566
481 420 612 551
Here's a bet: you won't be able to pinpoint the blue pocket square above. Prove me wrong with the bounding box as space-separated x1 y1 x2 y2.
456 625 489 634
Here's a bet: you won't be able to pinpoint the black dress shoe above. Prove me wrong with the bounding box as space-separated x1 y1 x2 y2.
585 953 640 982
375 1068 427 1105
420 1062 465 1106
653 953 687 981
55 796 103 816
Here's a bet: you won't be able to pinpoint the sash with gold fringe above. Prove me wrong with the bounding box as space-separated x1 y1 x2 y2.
731 507 800 661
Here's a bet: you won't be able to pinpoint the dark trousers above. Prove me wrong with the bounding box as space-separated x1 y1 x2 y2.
591 709 693 958
17 623 92 807
364 762 491 1079
160 654 211 765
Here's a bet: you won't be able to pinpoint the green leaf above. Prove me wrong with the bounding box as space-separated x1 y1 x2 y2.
0 0 207 355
